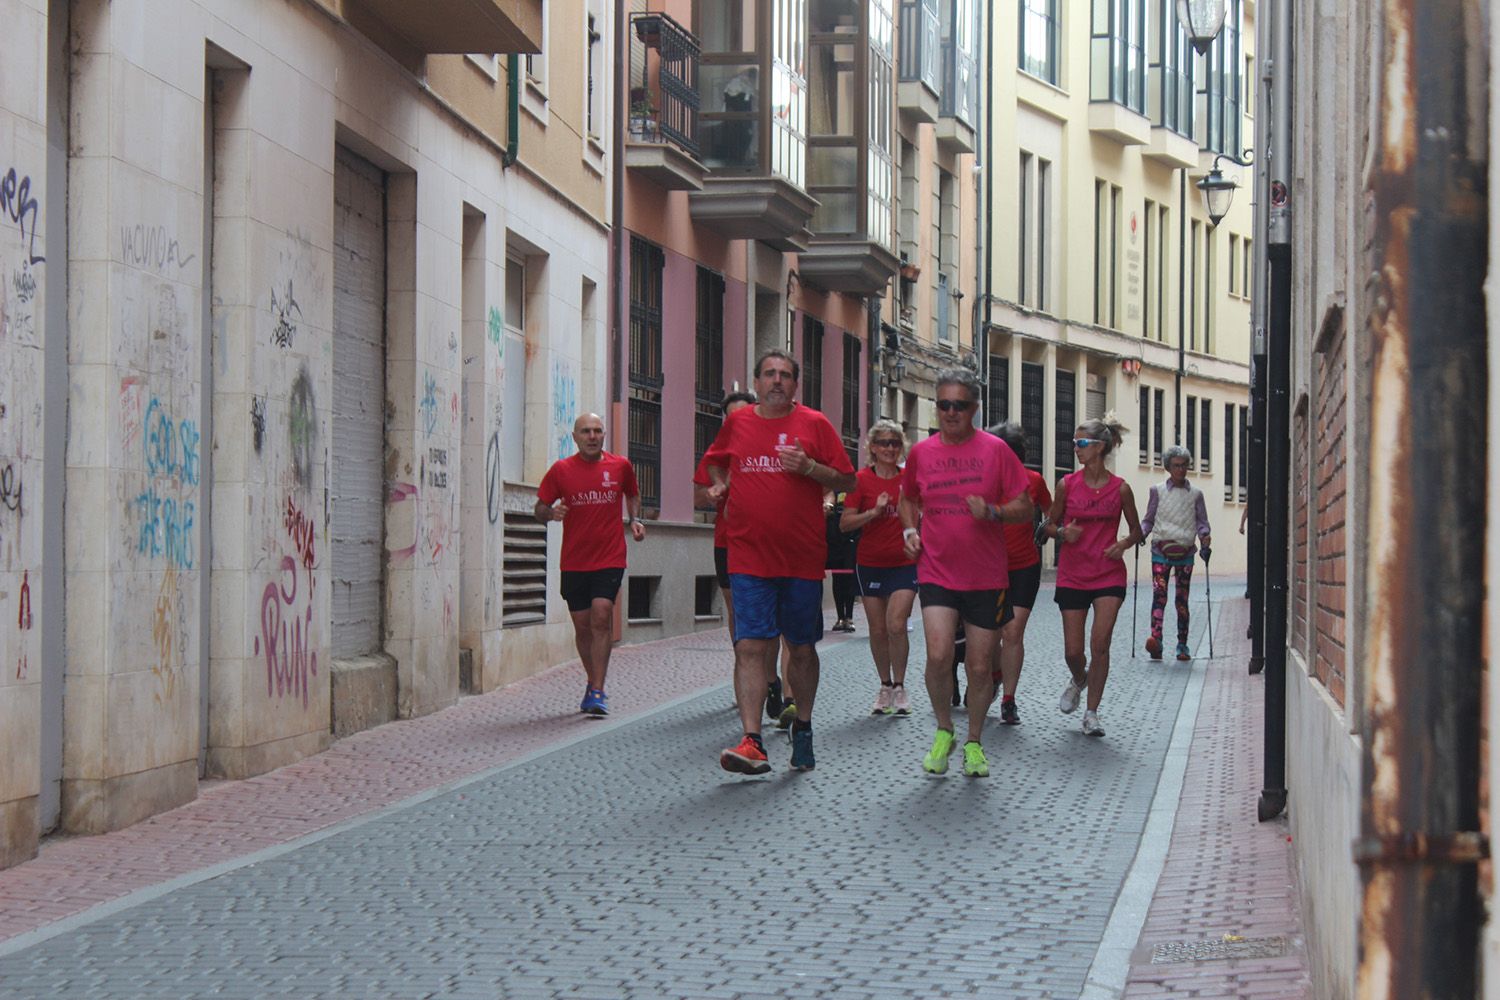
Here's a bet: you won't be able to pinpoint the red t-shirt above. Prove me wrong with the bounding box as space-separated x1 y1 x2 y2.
692 454 729 547
846 466 911 568
536 452 639 572
902 430 1029 590
702 404 855 581
1003 469 1053 571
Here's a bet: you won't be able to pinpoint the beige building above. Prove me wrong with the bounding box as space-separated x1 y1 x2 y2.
0 0 632 869
983 0 1254 572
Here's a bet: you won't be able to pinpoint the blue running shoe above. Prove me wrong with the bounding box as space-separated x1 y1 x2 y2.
790 728 815 771
581 688 609 716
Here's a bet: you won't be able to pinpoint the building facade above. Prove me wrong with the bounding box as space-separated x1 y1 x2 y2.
983 0 1254 572
0 0 635 869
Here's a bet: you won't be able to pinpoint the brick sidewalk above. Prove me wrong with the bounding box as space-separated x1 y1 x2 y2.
1122 596 1313 998
0 622 866 943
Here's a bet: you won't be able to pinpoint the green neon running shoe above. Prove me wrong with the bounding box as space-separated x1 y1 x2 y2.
922 728 956 774
962 741 989 778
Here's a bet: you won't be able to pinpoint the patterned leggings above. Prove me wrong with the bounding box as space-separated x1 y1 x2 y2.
1150 561 1194 643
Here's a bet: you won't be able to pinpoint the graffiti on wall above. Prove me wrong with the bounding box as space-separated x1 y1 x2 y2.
250 395 266 454
288 366 316 487
270 279 302 350
133 397 199 569
14 568 29 680
151 563 186 704
253 555 318 710
487 306 503 347
119 223 192 273
485 432 501 525
1 167 43 265
419 369 440 438
552 359 577 461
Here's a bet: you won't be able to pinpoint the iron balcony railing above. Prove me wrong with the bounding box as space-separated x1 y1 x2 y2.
630 12 701 159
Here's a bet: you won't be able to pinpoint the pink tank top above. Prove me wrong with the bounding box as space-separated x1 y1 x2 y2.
1057 470 1127 590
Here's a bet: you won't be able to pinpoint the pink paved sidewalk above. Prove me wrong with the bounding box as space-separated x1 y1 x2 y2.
0 621 864 943
1122 597 1313 998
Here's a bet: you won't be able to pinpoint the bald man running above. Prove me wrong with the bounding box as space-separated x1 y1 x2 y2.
535 413 646 716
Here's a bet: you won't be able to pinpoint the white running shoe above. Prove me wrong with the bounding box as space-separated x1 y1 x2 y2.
872 686 894 715
892 685 912 715
1059 672 1087 714
1082 710 1105 737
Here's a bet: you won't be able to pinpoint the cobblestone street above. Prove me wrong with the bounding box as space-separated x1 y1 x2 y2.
0 579 1309 998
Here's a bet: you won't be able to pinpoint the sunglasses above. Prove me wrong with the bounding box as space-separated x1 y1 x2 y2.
872 439 903 447
1073 437 1105 449
935 399 975 413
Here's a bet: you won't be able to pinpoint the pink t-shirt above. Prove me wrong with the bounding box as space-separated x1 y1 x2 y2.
902 430 1029 590
1056 469 1128 590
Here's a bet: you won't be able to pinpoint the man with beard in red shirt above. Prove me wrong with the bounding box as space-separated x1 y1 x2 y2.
703 350 856 774
535 413 646 717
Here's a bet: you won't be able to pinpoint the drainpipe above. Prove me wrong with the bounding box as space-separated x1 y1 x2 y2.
979 0 993 399
609 6 624 411
1174 167 1186 444
1255 0 1290 825
1353 0 1487 993
867 295 881 430
1246 0 1271 676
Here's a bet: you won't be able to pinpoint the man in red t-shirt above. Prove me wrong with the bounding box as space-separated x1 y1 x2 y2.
535 413 646 717
703 350 855 775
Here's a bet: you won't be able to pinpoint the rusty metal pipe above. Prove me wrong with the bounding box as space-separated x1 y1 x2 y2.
1356 0 1488 995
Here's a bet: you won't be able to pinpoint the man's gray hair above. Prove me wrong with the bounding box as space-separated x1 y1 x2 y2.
1163 444 1193 466
935 367 983 402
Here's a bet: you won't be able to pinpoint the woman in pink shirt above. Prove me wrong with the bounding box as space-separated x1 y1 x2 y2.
1042 417 1143 737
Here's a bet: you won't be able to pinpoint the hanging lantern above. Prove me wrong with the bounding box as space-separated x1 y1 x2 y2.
1176 0 1228 57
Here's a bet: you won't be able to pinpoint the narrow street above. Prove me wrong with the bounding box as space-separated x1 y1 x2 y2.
0 580 1307 998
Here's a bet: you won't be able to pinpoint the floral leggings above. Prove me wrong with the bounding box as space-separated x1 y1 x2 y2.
1150 561 1194 643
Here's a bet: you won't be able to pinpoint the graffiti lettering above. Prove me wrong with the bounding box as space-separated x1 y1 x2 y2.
151 564 183 704
269 280 301 349
0 168 43 265
552 360 577 460
0 463 21 513
284 494 316 570
419 370 439 438
143 397 200 487
485 432 501 525
487 305 503 346
14 567 29 679
12 264 34 304
250 395 266 454
119 223 193 272
427 448 448 489
134 486 195 569
253 555 318 709
289 366 316 486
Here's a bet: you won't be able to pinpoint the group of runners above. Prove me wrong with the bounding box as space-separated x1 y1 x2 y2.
534 350 1214 776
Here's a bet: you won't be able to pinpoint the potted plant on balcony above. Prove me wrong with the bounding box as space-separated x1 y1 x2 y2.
628 87 658 140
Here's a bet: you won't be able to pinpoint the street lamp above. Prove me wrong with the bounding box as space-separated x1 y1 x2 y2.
1176 0 1228 56
1196 155 1241 227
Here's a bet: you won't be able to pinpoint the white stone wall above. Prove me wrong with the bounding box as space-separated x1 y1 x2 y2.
52 0 607 832
0 0 47 865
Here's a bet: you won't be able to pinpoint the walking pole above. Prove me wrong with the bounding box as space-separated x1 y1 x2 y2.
1201 547 1214 658
1132 542 1140 658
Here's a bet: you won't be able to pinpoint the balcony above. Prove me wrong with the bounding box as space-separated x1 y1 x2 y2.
347 0 541 54
799 239 900 296
1142 125 1199 168
937 0 978 153
1088 101 1152 145
690 3 816 249
897 0 941 123
626 13 705 191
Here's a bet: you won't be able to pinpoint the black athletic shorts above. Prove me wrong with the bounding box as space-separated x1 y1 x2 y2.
1006 562 1042 611
714 546 730 590
918 583 1013 630
1053 585 1128 611
560 567 625 613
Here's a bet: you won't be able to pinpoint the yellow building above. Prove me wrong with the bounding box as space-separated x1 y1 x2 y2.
984 0 1254 572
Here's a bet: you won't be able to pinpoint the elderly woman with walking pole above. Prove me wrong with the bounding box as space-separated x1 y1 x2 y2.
1139 445 1212 662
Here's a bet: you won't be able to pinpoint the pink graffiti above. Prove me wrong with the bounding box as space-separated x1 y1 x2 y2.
253 555 318 708
388 481 419 562
284 495 315 571
17 568 29 629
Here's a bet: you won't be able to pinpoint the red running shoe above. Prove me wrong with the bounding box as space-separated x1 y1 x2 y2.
720 735 771 775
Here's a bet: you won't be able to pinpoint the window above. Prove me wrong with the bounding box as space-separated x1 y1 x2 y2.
525 0 549 89
1224 400 1236 500
988 356 1010 424
1238 403 1249 501
1091 0 1147 113
1202 0 1242 156
1153 387 1164 466
1094 180 1121 328
841 333 862 465
940 0 980 125
1243 237 1253 301
803 315 825 410
585 10 602 137
899 0 941 92
935 166 957 342
1203 227 1214 351
1199 398 1212 473
1189 219 1200 351
869 0 896 249
1020 362 1045 472
502 254 528 481
1143 199 1155 339
1154 203 1169 340
627 576 661 622
1185 394 1197 460
771 0 809 186
1245 53 1255 118
1149 0 1194 136
1228 234 1239 296
695 267 726 462
1139 385 1150 464
1020 0 1059 84
695 576 719 618
1018 153 1051 310
629 237 664 510
1054 369 1076 473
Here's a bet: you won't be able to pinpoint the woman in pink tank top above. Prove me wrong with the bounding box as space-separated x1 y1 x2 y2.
1041 418 1142 738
